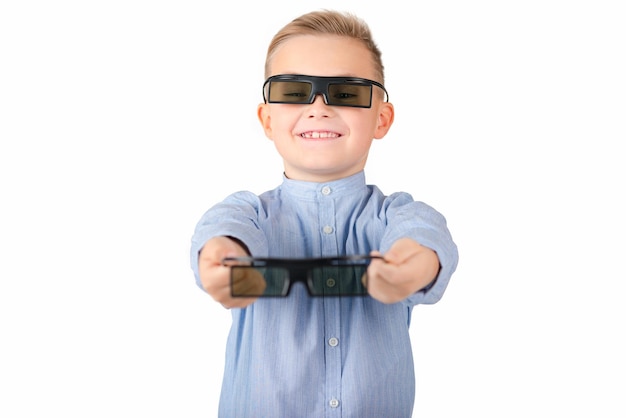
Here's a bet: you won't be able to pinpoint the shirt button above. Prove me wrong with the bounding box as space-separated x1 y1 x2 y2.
322 225 334 234
329 398 340 408
328 337 339 347
321 186 331 195
326 278 336 288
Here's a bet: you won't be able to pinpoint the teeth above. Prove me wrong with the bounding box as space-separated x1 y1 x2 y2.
301 131 339 139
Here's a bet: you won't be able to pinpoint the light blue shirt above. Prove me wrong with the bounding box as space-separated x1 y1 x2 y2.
190 171 458 418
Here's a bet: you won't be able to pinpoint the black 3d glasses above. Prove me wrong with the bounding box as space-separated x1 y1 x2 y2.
262 74 389 108
222 255 383 297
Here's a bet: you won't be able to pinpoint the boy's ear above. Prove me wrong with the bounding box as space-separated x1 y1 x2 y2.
257 103 273 139
373 102 394 139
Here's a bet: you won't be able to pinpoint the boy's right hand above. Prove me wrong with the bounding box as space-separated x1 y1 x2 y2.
198 236 259 309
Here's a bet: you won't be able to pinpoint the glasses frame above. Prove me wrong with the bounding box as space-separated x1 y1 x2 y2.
262 74 389 108
222 254 384 297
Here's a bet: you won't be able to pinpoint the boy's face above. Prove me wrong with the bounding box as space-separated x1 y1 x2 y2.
258 35 394 183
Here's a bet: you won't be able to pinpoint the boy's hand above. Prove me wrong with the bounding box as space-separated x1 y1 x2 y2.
366 238 440 304
198 236 260 309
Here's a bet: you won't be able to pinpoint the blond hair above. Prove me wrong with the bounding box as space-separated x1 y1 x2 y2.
264 10 385 83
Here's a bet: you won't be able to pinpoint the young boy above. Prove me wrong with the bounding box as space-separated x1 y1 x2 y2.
190 10 458 418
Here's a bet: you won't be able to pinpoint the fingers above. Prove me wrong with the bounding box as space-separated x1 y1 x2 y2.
204 263 261 309
231 267 267 296
366 263 408 304
223 266 266 308
198 237 258 309
366 239 440 304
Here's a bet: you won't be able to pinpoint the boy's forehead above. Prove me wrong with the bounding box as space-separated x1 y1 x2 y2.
268 35 378 80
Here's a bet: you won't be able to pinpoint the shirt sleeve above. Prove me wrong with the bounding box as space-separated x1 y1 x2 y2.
379 192 459 306
189 191 269 290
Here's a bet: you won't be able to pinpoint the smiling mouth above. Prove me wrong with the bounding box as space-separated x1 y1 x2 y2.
299 131 341 139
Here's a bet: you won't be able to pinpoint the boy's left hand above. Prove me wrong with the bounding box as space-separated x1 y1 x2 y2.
366 238 440 304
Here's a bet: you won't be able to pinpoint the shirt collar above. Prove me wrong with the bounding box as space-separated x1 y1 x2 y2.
280 171 368 200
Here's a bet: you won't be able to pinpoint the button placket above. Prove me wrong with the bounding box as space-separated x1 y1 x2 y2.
320 185 335 236
319 183 341 412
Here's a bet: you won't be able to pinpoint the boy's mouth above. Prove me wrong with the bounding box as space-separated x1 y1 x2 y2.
299 131 341 139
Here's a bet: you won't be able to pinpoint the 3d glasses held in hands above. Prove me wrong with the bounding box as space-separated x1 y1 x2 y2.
222 255 383 297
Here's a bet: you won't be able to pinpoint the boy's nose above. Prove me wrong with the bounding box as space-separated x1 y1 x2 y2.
306 94 331 117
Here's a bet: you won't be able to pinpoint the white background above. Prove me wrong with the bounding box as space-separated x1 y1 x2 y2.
1 0 624 416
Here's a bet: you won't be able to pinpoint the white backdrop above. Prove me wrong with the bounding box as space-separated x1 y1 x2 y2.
1 1 624 416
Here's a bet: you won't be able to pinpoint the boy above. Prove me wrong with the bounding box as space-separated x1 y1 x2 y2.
190 9 458 418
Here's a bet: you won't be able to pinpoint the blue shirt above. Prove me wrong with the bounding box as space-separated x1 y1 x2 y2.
190 171 458 418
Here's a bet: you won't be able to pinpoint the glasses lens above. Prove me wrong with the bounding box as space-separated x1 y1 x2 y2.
327 83 372 107
308 265 369 296
267 81 313 104
231 266 290 297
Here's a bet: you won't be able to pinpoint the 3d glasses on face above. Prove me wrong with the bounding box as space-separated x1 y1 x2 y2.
222 255 383 297
262 74 389 108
